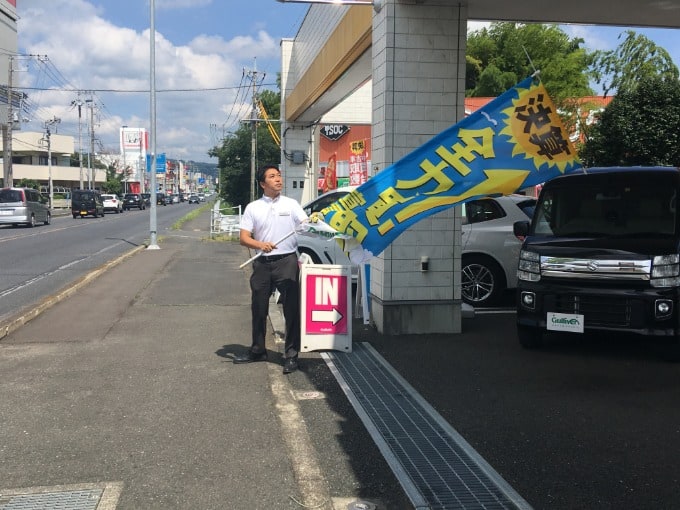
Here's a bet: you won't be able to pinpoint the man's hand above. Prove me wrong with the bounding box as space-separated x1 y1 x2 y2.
309 212 324 223
260 241 276 253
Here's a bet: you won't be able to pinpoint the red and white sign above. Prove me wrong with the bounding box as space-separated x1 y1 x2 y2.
300 264 352 352
305 273 348 334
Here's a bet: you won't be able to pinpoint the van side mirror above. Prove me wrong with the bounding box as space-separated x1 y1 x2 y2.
513 220 530 241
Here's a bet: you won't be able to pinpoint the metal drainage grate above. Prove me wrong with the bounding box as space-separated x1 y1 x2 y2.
323 343 533 510
0 483 121 510
0 489 103 510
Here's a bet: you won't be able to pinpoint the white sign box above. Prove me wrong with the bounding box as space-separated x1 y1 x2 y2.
300 264 352 352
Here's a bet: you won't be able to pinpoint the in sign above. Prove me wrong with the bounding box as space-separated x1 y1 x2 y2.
305 274 348 335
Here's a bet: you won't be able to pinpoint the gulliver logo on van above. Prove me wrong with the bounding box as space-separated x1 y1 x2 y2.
551 316 581 326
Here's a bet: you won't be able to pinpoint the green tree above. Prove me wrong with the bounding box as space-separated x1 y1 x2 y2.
580 76 680 167
590 30 679 97
209 89 281 208
466 22 593 101
17 179 40 190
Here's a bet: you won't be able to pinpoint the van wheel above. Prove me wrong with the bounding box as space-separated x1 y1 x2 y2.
518 325 543 349
73 214 78 219
461 255 504 306
44 212 51 225
27 214 36 228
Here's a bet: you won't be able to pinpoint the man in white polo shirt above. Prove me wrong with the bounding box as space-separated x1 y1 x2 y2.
236 164 308 374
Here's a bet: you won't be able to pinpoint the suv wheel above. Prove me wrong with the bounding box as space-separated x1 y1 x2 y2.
461 255 504 306
44 212 51 225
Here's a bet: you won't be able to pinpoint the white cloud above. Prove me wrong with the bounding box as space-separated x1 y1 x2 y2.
17 0 277 162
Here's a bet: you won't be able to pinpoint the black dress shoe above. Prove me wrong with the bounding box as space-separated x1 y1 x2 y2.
283 357 298 374
233 350 268 364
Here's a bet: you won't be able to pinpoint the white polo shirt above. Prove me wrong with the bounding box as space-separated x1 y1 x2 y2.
240 194 308 256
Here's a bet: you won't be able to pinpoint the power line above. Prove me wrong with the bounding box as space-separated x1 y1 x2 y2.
15 83 279 93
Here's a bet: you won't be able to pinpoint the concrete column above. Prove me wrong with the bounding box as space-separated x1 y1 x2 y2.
370 0 467 334
280 38 312 205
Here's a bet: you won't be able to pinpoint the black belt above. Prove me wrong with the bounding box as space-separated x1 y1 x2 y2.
260 252 295 263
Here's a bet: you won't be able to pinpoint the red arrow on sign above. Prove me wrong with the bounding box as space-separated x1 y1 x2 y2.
311 308 344 325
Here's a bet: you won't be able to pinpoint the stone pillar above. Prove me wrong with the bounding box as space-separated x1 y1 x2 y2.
370 0 467 334
280 38 309 205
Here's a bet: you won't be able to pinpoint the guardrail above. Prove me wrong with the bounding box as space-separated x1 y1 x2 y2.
210 200 242 238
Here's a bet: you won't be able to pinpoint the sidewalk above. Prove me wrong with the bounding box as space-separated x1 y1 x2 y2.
0 209 411 510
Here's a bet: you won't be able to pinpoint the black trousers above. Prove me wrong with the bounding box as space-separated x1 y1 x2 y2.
249 253 300 358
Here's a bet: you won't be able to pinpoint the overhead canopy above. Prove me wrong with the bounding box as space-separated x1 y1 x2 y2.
285 0 680 123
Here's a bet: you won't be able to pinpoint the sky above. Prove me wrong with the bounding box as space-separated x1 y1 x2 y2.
15 0 680 165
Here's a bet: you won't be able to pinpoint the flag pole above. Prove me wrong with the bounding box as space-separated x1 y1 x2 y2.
239 230 297 269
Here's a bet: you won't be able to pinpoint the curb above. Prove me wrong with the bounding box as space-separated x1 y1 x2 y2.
0 244 147 341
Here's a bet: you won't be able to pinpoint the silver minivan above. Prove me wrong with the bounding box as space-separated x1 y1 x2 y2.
0 187 51 227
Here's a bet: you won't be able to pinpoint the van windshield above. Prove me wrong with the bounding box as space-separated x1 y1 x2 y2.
533 174 677 237
0 189 23 203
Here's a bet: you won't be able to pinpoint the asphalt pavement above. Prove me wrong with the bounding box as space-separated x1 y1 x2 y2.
7 206 679 510
0 207 422 510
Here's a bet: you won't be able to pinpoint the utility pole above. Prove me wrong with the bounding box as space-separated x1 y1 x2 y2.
3 55 13 187
88 96 96 189
73 98 84 189
122 125 128 193
44 116 61 208
246 60 261 202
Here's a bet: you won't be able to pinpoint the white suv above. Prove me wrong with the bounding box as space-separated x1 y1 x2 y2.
297 187 535 306
101 193 123 213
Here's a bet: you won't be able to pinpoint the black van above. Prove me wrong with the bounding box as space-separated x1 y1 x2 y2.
72 189 104 218
514 167 680 358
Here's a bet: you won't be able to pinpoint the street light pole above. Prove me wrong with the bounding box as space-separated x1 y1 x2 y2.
3 56 14 187
148 0 159 249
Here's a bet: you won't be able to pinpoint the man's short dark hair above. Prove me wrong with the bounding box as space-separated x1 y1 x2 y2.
257 165 280 183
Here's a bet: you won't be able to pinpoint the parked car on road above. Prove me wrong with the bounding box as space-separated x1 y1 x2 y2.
140 193 152 207
72 189 104 218
123 193 146 211
101 193 123 214
188 194 200 204
156 193 167 206
0 187 51 227
297 187 536 306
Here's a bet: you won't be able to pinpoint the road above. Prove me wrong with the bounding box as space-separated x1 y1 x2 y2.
0 203 199 323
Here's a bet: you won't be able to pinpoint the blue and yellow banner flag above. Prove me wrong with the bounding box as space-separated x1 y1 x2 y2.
319 76 581 259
